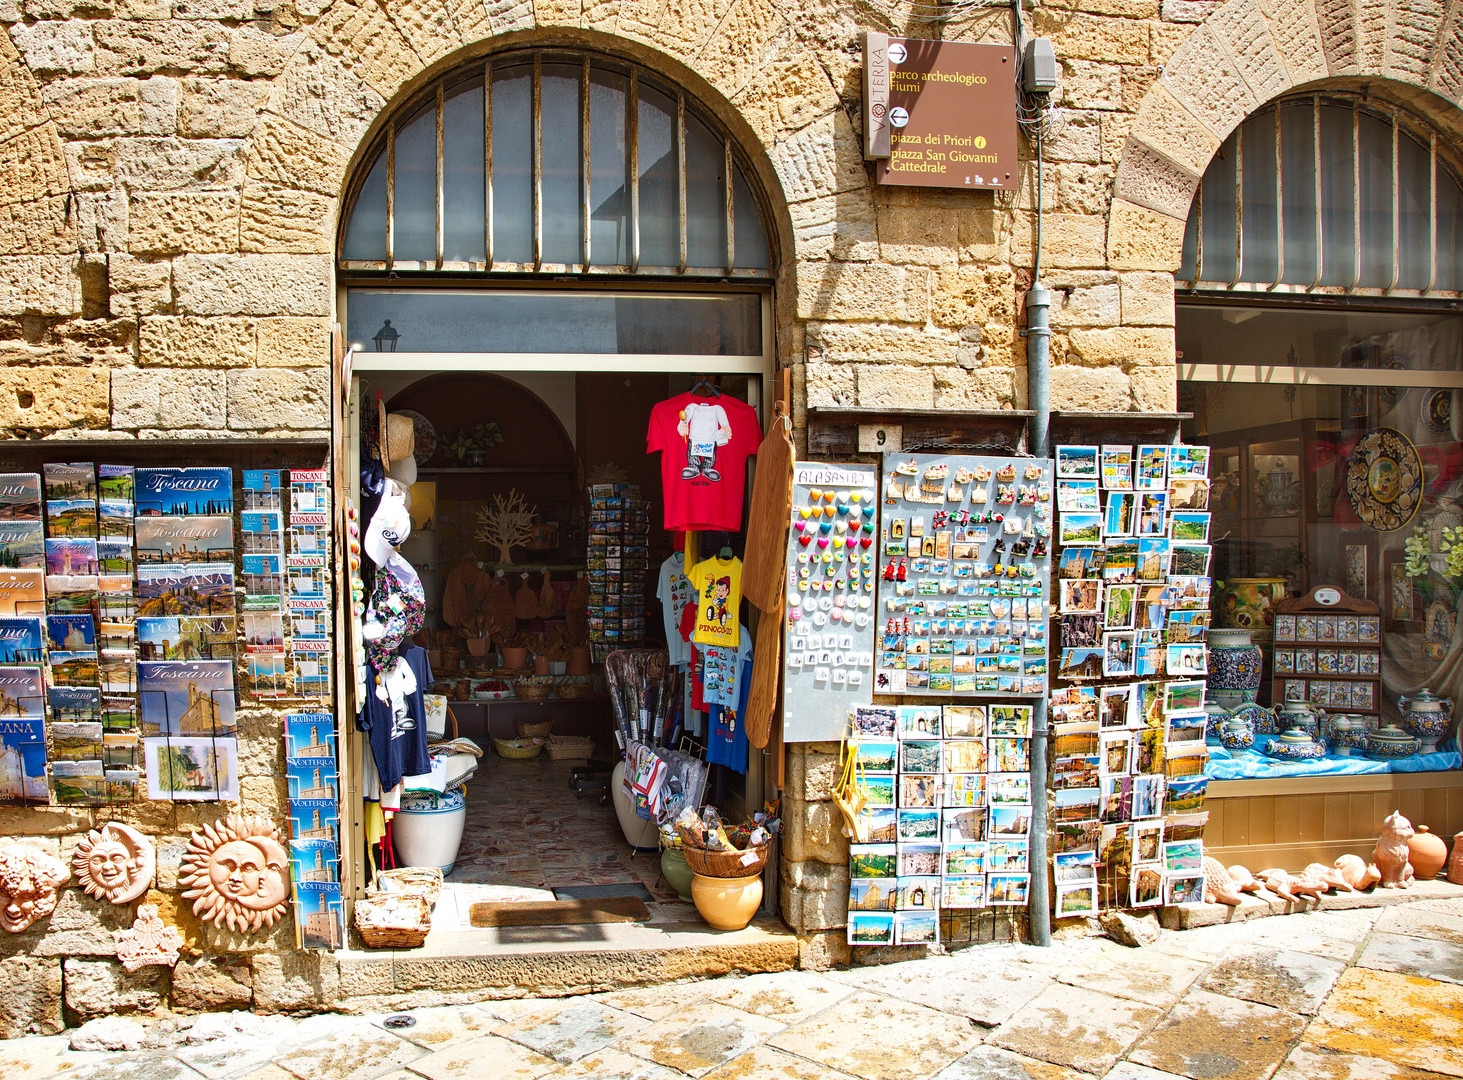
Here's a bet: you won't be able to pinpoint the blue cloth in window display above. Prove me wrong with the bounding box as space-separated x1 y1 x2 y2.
1207 744 1460 779
1205 628 1264 709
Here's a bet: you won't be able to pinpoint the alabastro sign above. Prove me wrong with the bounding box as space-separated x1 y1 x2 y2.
863 34 1018 191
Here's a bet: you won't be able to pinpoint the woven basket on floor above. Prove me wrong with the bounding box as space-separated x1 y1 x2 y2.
370 866 443 906
546 735 595 761
493 737 543 759
682 842 769 878
354 893 431 949
514 719 554 738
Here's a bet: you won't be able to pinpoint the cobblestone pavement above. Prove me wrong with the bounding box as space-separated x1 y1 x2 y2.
11 897 1463 1080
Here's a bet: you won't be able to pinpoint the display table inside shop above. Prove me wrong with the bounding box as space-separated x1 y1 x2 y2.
1206 745 1461 780
445 695 614 744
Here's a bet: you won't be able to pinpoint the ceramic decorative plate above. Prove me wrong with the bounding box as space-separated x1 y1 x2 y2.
1346 427 1422 532
396 409 437 466
1422 388 1453 435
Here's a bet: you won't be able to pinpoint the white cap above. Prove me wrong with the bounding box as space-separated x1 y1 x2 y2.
364 486 412 567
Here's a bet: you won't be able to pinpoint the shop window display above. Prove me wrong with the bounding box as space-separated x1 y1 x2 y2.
1178 302 1463 778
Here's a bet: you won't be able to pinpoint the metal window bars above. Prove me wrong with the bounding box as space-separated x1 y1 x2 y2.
338 50 771 279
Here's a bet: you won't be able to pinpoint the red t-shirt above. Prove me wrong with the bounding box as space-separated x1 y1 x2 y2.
646 392 761 531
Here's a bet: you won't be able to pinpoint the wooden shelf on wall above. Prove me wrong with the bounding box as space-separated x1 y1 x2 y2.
805 407 1034 457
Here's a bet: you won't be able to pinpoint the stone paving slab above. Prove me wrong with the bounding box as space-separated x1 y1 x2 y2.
827 954 1054 1027
768 990 982 1080
1055 941 1209 1007
10 1036 106 1080
1373 903 1463 945
1100 1064 1190 1080
493 1000 649 1064
1305 967 1463 1077
990 983 1165 1074
590 981 718 1021
57 1055 207 1080
1127 989 1308 1080
274 1027 426 1080
1270 1043 1444 1080
616 1000 785 1077
705 969 857 1024
549 1047 689 1080
365 1006 499 1051
401 1034 557 1080
1356 931 1463 985
1198 946 1347 1014
699 1045 865 1080
931 1044 1088 1080
175 1038 283 1080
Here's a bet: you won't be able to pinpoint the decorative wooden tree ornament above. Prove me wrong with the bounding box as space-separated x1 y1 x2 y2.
114 903 184 971
475 489 538 565
72 822 155 905
179 815 290 933
0 845 70 932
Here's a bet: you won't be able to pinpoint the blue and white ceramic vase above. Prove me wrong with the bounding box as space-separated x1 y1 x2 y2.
1206 628 1264 710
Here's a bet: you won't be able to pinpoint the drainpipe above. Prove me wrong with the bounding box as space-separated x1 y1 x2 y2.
1026 113 1054 950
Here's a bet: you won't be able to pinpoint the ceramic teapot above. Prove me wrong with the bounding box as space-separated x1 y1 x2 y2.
1275 700 1322 739
1365 724 1421 760
1396 688 1454 753
1263 726 1325 761
1325 714 1368 757
1219 717 1255 750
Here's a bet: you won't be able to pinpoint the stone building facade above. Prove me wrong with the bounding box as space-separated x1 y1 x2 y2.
0 0 1456 1034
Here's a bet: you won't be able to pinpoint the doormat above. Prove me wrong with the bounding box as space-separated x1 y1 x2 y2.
552 883 654 903
469 897 652 928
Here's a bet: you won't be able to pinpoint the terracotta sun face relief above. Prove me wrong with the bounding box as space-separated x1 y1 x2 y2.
180 815 291 933
72 823 155 905
0 845 71 933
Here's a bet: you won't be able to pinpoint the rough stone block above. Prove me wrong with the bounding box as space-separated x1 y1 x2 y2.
803 360 854 409
1108 198 1186 271
1162 0 1218 20
239 182 335 254
876 205 960 267
788 192 879 262
1050 364 1132 410
933 365 1021 409
1066 326 1174 367
0 127 69 207
1130 364 1177 410
856 363 935 409
1060 58 1123 111
771 110 868 205
108 255 171 318
139 315 255 367
63 959 168 1020
0 956 63 1037
732 48 840 146
41 77 177 138
251 950 339 1012
170 957 254 1012
1012 211 1107 269
0 49 49 144
931 265 1016 330
91 19 231 76
112 368 226 429
257 317 331 367
173 0 253 18
226 26 304 79
1160 27 1257 141
1038 12 1150 64
1044 109 1103 164
226 367 329 429
309 0 423 98
8 20 95 74
128 191 240 255
113 137 245 192
1113 137 1200 220
796 262 926 323
0 197 78 256
780 858 848 933
0 365 106 433
1119 271 1175 325
245 113 350 197
1254 0 1329 86
782 796 847 865
1047 0 1158 15
808 322 958 368
786 745 840 801
1128 84 1221 178
797 929 851 971
265 39 385 145
174 254 330 316
179 77 268 138
1206 0 1291 105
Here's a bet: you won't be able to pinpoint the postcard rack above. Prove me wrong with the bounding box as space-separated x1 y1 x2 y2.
1270 586 1382 724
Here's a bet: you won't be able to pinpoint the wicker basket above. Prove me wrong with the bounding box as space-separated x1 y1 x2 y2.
546 734 595 761
493 737 544 759
371 866 444 906
514 677 554 701
515 719 554 738
556 679 593 700
682 842 770 878
354 893 431 949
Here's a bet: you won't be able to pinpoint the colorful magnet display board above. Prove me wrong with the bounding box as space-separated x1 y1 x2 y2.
781 463 878 742
876 453 1053 697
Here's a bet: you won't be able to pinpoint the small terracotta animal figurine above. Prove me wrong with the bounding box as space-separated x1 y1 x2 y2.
1226 865 1264 893
1257 868 1327 902
1333 853 1381 891
1304 862 1354 892
1373 810 1416 889
1449 831 1463 886
1202 857 1243 905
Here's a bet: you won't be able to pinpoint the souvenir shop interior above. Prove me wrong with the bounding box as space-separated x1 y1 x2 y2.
349 362 786 939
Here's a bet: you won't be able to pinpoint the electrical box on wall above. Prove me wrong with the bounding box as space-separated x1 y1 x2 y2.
1023 38 1058 93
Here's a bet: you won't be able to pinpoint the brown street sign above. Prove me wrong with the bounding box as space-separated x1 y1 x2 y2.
870 38 1018 191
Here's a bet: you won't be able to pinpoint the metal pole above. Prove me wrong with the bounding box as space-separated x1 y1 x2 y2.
1025 279 1052 949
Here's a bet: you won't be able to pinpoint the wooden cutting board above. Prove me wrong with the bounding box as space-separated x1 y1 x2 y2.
746 597 782 749
741 403 794 613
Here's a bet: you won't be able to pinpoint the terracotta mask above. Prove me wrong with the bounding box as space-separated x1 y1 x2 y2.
180 815 290 933
73 823 155 905
0 845 70 933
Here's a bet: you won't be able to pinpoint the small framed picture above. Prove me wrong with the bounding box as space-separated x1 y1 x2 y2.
1167 444 1209 478
1103 631 1136 677
1104 492 1137 538
1104 583 1137 630
1135 445 1169 490
987 872 1031 905
1057 479 1101 512
1054 882 1098 919
1056 446 1099 479
1165 873 1206 906
1283 678 1307 702
1168 512 1211 542
1059 513 1103 546
1166 643 1208 676
1060 578 1102 614
1101 445 1134 490
1130 865 1164 907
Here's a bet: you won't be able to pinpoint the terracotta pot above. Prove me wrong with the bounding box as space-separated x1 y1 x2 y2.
610 761 660 850
568 647 592 676
1448 831 1463 885
465 637 489 657
660 848 695 903
501 647 529 669
455 678 471 701
533 655 551 676
691 871 764 930
439 647 461 672
1408 825 1449 880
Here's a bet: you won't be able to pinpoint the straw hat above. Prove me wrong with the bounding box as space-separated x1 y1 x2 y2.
377 399 416 468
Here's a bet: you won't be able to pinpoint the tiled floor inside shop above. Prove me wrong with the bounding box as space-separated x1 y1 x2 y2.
439 756 699 926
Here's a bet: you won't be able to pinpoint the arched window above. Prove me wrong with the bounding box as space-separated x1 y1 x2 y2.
1179 94 1463 294
339 49 771 278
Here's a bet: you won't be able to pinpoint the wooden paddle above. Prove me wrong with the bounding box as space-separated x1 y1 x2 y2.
745 596 782 749
741 403 794 613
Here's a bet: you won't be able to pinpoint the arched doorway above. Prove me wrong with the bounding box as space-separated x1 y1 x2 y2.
339 45 783 937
